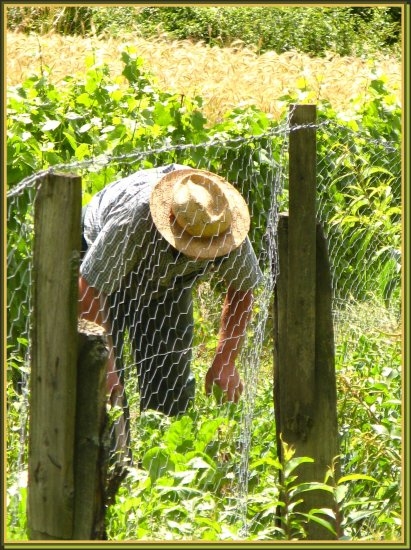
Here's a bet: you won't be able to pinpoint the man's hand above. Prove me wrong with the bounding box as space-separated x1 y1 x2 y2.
204 287 252 404
205 359 244 403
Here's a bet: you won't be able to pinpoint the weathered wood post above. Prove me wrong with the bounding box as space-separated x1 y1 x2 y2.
28 172 82 539
27 173 113 540
273 105 339 539
27 174 116 540
74 319 110 539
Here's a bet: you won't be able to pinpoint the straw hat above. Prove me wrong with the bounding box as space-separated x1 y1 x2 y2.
149 168 250 259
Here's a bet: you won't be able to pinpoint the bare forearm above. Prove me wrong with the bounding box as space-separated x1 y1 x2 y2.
205 287 253 402
78 275 119 397
215 287 253 363
78 275 110 330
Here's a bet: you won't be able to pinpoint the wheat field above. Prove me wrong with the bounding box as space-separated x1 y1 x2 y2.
6 31 401 123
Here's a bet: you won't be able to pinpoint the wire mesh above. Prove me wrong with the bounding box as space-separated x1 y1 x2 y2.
6 117 402 540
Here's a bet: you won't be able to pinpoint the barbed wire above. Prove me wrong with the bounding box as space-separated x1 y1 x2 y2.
7 116 399 202
7 123 290 198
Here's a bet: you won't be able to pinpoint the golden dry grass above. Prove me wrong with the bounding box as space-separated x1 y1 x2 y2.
6 31 401 123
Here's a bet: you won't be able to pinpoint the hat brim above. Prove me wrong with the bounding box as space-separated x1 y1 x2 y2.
149 169 250 260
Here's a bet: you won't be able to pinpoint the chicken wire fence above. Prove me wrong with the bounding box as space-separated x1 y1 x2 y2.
6 116 401 539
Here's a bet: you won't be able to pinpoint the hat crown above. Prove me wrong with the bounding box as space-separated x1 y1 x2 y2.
171 173 232 238
149 167 250 260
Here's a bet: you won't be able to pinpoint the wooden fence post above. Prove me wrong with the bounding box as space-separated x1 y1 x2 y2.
273 105 339 539
286 104 317 432
73 319 110 540
28 172 82 539
27 171 126 540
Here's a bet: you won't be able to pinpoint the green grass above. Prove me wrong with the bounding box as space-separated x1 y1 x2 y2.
5 288 402 541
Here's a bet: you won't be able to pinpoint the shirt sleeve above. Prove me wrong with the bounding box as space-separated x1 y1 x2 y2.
217 237 263 291
80 215 144 295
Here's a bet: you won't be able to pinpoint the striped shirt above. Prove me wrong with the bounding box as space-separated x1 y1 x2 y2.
81 164 262 298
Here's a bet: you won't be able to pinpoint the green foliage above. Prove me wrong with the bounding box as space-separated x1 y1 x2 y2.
6 189 33 391
6 379 29 541
6 481 28 541
5 292 402 540
317 76 401 306
276 71 401 307
105 403 338 541
7 6 401 57
6 6 94 35
6 51 281 262
6 47 402 541
7 45 402 307
335 302 401 539
6 48 208 194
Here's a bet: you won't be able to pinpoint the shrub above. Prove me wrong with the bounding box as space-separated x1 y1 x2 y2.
6 6 401 57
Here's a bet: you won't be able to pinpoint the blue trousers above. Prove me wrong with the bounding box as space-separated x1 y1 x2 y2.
109 285 196 416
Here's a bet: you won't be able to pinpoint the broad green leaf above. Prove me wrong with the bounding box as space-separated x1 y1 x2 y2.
65 111 82 120
298 511 337 535
338 473 378 484
163 416 194 451
195 418 225 452
284 456 314 478
76 93 92 107
142 447 175 482
63 131 78 151
41 119 61 132
186 456 214 470
289 481 334 498
250 456 282 470
78 123 92 133
74 143 90 160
